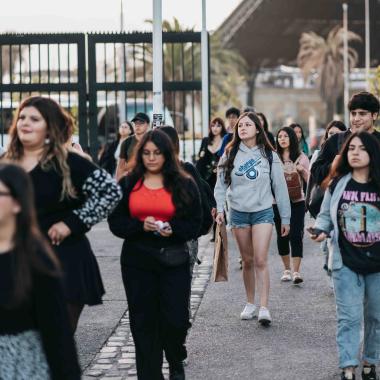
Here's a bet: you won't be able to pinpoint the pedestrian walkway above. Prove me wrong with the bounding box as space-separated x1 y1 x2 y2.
186 227 340 380
80 222 341 380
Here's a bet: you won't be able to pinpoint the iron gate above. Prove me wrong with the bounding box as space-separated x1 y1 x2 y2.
0 31 208 161
0 33 87 147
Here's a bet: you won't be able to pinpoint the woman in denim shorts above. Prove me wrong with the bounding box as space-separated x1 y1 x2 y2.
214 112 291 325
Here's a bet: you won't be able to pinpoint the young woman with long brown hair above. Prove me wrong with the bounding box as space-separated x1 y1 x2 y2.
310 132 380 380
4 96 122 332
214 112 291 325
0 163 80 379
108 129 202 380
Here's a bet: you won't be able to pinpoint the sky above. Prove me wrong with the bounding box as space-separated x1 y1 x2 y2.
0 0 241 33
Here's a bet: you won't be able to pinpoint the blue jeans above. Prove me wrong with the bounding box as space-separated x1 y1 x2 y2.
332 265 380 368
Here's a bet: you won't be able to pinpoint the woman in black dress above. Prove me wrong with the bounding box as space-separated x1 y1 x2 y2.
4 96 122 332
0 163 80 379
196 117 227 189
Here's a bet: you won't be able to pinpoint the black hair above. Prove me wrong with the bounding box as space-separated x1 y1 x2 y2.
323 120 347 143
159 126 180 155
276 126 301 163
128 129 196 217
243 106 255 113
348 92 380 114
289 123 307 144
225 107 240 118
257 112 269 132
208 117 227 143
323 131 380 192
0 163 59 306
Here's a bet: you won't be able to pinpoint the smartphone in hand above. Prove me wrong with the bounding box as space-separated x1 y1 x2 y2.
306 227 329 238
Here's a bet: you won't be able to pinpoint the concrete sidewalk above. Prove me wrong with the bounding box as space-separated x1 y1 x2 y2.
77 221 342 379
185 228 340 380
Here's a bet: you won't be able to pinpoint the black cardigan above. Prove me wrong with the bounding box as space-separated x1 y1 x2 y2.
107 175 202 266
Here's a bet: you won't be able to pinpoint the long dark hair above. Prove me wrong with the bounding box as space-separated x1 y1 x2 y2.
222 112 274 185
276 126 301 163
6 96 76 199
128 129 195 217
289 123 306 143
208 117 227 143
257 112 269 133
321 120 347 146
0 163 59 306
322 132 380 192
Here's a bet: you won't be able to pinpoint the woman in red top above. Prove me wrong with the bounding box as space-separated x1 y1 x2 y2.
108 129 202 380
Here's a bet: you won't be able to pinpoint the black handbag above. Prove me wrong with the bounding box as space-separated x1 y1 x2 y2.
154 243 189 267
307 184 325 219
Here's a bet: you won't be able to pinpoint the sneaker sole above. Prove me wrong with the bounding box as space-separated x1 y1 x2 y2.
240 314 256 320
281 278 292 282
258 318 271 326
293 278 303 285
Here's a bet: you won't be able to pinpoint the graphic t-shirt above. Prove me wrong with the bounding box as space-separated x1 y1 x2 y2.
337 179 380 274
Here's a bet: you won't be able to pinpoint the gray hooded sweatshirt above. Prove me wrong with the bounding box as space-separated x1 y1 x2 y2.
214 143 291 224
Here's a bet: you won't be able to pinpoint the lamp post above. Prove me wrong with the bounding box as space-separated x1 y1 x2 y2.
152 0 163 128
365 0 370 90
201 0 209 137
343 3 349 127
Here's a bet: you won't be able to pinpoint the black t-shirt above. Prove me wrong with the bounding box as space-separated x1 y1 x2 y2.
337 178 380 274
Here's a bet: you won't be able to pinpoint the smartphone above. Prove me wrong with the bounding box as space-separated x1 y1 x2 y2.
306 227 329 237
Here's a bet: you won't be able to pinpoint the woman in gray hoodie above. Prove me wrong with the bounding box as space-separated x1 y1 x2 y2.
214 112 291 325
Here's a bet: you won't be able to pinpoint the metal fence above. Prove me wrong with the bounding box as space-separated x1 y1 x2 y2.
0 31 208 161
0 33 87 145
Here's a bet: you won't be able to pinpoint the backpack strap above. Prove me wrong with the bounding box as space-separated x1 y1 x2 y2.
266 149 275 196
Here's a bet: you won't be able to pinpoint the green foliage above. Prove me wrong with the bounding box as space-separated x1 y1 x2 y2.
370 66 380 98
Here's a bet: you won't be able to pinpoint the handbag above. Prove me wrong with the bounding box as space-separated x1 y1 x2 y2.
212 223 228 282
154 243 189 267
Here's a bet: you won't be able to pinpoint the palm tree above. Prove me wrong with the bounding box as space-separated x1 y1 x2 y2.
297 26 361 122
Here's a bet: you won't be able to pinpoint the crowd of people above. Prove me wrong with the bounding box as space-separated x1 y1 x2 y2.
0 90 379 380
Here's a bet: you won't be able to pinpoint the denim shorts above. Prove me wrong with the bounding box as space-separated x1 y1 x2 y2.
230 207 274 228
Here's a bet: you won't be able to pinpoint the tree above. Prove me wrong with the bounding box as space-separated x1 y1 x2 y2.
297 26 361 122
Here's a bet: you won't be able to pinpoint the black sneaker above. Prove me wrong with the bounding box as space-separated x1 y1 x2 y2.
362 365 378 380
341 371 355 380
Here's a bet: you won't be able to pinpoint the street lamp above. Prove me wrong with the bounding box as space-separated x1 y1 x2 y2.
343 3 349 126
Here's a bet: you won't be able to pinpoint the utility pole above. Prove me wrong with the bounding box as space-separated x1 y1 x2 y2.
152 0 163 128
365 0 370 90
343 3 349 127
201 0 209 137
119 0 127 125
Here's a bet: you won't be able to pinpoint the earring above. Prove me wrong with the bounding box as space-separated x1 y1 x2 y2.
44 138 50 145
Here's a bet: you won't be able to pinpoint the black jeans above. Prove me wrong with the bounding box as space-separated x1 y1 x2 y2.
273 201 305 258
121 261 191 380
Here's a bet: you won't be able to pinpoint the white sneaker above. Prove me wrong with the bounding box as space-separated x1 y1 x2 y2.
258 307 272 326
240 303 256 320
281 269 292 282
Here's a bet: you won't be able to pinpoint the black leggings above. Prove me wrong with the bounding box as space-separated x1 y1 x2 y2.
273 201 305 258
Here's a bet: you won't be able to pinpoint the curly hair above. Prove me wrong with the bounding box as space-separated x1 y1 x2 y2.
221 112 274 185
5 96 77 200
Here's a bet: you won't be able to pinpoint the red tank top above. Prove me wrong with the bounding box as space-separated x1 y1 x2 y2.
129 181 176 222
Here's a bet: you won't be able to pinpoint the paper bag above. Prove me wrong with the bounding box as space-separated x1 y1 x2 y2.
212 223 228 282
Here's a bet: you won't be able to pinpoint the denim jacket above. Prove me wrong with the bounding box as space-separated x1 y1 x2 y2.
314 173 352 271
